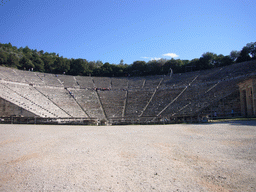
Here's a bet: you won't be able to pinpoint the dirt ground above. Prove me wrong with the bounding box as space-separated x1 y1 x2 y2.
0 121 255 191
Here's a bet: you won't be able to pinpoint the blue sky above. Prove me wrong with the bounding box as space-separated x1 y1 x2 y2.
1 0 255 64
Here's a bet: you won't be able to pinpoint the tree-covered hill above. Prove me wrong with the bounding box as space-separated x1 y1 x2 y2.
0 42 255 77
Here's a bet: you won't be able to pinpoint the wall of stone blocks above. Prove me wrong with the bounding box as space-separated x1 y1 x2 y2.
252 79 256 116
238 78 256 117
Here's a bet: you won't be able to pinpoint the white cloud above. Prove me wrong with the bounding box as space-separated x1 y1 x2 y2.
141 57 161 61
141 57 150 59
150 57 161 61
162 53 179 58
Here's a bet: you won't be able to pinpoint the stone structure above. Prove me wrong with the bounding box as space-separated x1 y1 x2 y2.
0 60 256 124
0 97 37 117
238 77 256 117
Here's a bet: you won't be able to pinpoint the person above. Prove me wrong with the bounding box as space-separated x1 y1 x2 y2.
214 111 217 119
231 109 234 117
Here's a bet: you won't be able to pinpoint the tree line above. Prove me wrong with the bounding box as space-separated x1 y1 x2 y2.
0 42 255 77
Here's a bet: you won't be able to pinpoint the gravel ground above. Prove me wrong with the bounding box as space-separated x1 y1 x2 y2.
0 121 255 191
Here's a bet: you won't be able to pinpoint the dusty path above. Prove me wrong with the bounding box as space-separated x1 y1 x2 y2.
0 121 255 191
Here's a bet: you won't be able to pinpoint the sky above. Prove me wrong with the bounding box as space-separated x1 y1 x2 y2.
1 0 255 64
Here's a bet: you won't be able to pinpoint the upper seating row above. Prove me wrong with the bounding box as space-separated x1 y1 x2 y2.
1 60 255 90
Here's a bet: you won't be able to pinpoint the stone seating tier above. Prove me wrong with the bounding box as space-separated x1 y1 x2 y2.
58 75 78 88
15 70 44 85
0 60 255 120
128 77 144 89
93 77 111 88
36 72 63 87
168 78 241 117
0 82 55 117
125 90 155 117
75 76 94 89
0 67 26 83
69 89 105 119
36 87 87 118
111 77 128 89
142 88 183 117
98 90 126 118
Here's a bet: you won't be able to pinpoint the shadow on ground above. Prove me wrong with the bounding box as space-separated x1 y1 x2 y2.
227 120 256 126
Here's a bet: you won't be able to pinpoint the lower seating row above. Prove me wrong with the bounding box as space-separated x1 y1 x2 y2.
68 89 105 119
0 82 56 117
162 78 242 117
125 90 155 117
36 87 88 118
98 90 126 119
